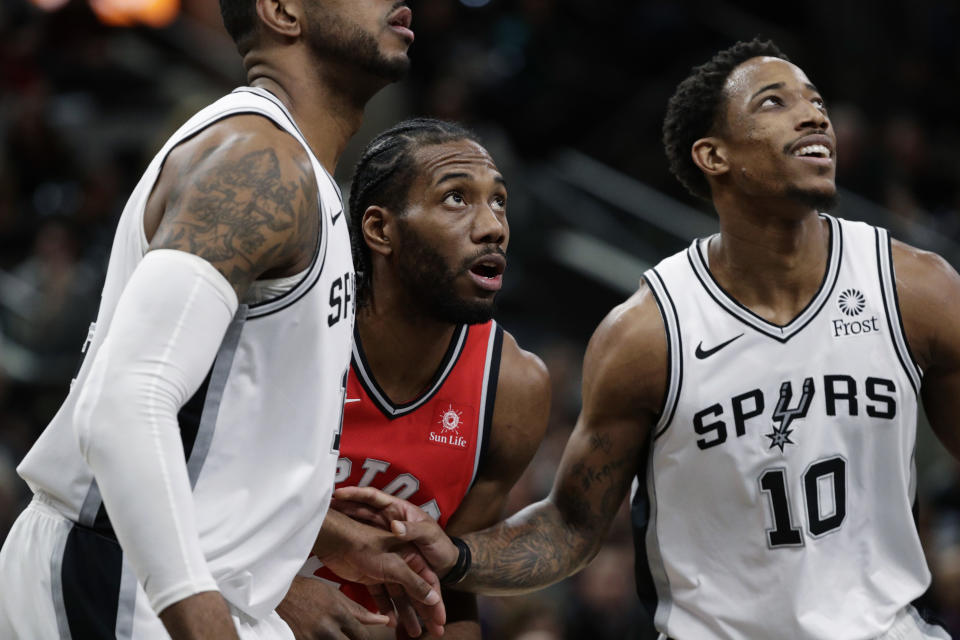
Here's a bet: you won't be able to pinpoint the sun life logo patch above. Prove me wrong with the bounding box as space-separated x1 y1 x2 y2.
439 405 462 431
837 288 865 316
428 402 471 449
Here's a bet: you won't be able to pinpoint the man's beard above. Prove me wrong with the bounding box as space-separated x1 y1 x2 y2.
305 7 409 81
395 221 498 326
785 186 839 213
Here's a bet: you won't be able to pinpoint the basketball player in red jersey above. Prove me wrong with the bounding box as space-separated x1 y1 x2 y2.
277 118 551 639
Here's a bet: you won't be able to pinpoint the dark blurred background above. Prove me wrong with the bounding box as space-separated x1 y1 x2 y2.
2 0 960 637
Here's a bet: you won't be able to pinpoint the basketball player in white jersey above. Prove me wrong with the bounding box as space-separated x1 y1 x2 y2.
337 39 960 639
0 1 446 639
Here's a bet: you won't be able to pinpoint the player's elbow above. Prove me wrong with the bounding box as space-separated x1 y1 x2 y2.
74 349 184 464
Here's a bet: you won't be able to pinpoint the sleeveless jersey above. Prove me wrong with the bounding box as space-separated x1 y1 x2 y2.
17 87 355 620
301 321 503 609
632 215 929 640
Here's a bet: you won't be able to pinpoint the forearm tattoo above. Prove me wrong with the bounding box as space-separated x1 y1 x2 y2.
462 448 636 594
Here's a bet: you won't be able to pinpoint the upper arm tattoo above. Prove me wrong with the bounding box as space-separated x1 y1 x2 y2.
153 146 318 293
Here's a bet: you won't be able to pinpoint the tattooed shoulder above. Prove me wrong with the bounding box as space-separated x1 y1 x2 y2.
152 128 319 297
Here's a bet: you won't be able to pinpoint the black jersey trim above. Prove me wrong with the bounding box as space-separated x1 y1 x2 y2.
645 269 682 439
687 214 842 343
60 522 124 639
630 441 661 630
875 229 922 396
231 91 336 318
470 322 503 491
352 324 470 419
884 231 923 388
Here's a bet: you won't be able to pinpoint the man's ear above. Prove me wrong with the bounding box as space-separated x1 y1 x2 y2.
255 0 302 38
691 137 729 177
363 206 395 258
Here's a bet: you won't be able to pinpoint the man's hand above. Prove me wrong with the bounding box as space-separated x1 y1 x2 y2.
317 509 446 637
332 487 460 579
278 576 390 640
158 591 239 640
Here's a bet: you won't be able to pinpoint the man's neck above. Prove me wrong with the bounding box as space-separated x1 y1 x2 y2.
246 55 383 175
356 303 460 405
709 198 830 325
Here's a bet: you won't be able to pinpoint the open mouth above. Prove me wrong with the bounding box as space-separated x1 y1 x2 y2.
387 7 412 29
468 254 506 291
789 134 834 163
387 6 414 42
792 144 831 159
470 263 502 278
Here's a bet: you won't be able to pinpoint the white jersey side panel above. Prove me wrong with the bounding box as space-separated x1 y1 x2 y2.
17 87 355 620
636 215 928 640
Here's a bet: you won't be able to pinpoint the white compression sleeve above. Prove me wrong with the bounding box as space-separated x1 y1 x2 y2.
73 249 239 614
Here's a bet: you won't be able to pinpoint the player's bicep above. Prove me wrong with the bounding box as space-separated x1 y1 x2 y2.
894 241 960 459
549 289 665 535
149 122 319 299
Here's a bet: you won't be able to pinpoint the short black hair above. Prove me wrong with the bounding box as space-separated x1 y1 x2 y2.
219 0 257 53
663 38 789 201
348 117 482 307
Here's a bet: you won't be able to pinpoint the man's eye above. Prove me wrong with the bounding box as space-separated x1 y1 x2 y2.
492 195 506 211
760 96 783 107
444 192 465 206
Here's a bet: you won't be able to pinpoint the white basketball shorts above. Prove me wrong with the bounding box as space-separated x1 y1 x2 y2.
0 493 294 640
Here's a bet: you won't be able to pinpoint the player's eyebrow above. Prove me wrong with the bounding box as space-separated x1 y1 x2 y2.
751 81 821 101
435 172 471 186
434 172 509 189
750 82 784 101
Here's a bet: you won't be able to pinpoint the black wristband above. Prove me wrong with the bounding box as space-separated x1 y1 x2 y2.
440 536 471 585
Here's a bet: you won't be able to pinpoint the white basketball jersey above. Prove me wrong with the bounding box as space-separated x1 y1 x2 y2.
17 87 355 620
634 215 929 639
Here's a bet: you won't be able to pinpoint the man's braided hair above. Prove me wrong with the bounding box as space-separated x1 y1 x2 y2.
663 38 789 200
348 118 481 307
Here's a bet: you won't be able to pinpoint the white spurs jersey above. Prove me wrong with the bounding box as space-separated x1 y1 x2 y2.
633 215 929 640
17 87 355 619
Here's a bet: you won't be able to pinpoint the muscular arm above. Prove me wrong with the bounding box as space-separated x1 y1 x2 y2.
146 114 318 297
454 285 667 594
893 241 960 459
79 116 320 639
426 332 551 637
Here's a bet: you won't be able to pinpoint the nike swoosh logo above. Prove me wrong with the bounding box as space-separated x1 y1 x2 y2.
331 209 343 225
694 333 744 359
344 398 361 404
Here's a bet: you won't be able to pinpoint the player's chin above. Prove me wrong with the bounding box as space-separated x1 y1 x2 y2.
456 297 497 325
785 182 838 212
381 54 410 81
381 36 412 60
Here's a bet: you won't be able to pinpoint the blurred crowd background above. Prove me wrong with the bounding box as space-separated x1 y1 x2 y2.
2 0 960 637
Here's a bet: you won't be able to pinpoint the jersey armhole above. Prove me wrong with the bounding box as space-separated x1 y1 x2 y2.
875 227 923 395
644 270 682 439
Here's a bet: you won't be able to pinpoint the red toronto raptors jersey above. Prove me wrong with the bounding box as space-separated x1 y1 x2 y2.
300 320 503 609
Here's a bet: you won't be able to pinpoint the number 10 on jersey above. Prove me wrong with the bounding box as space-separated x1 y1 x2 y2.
758 456 846 548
